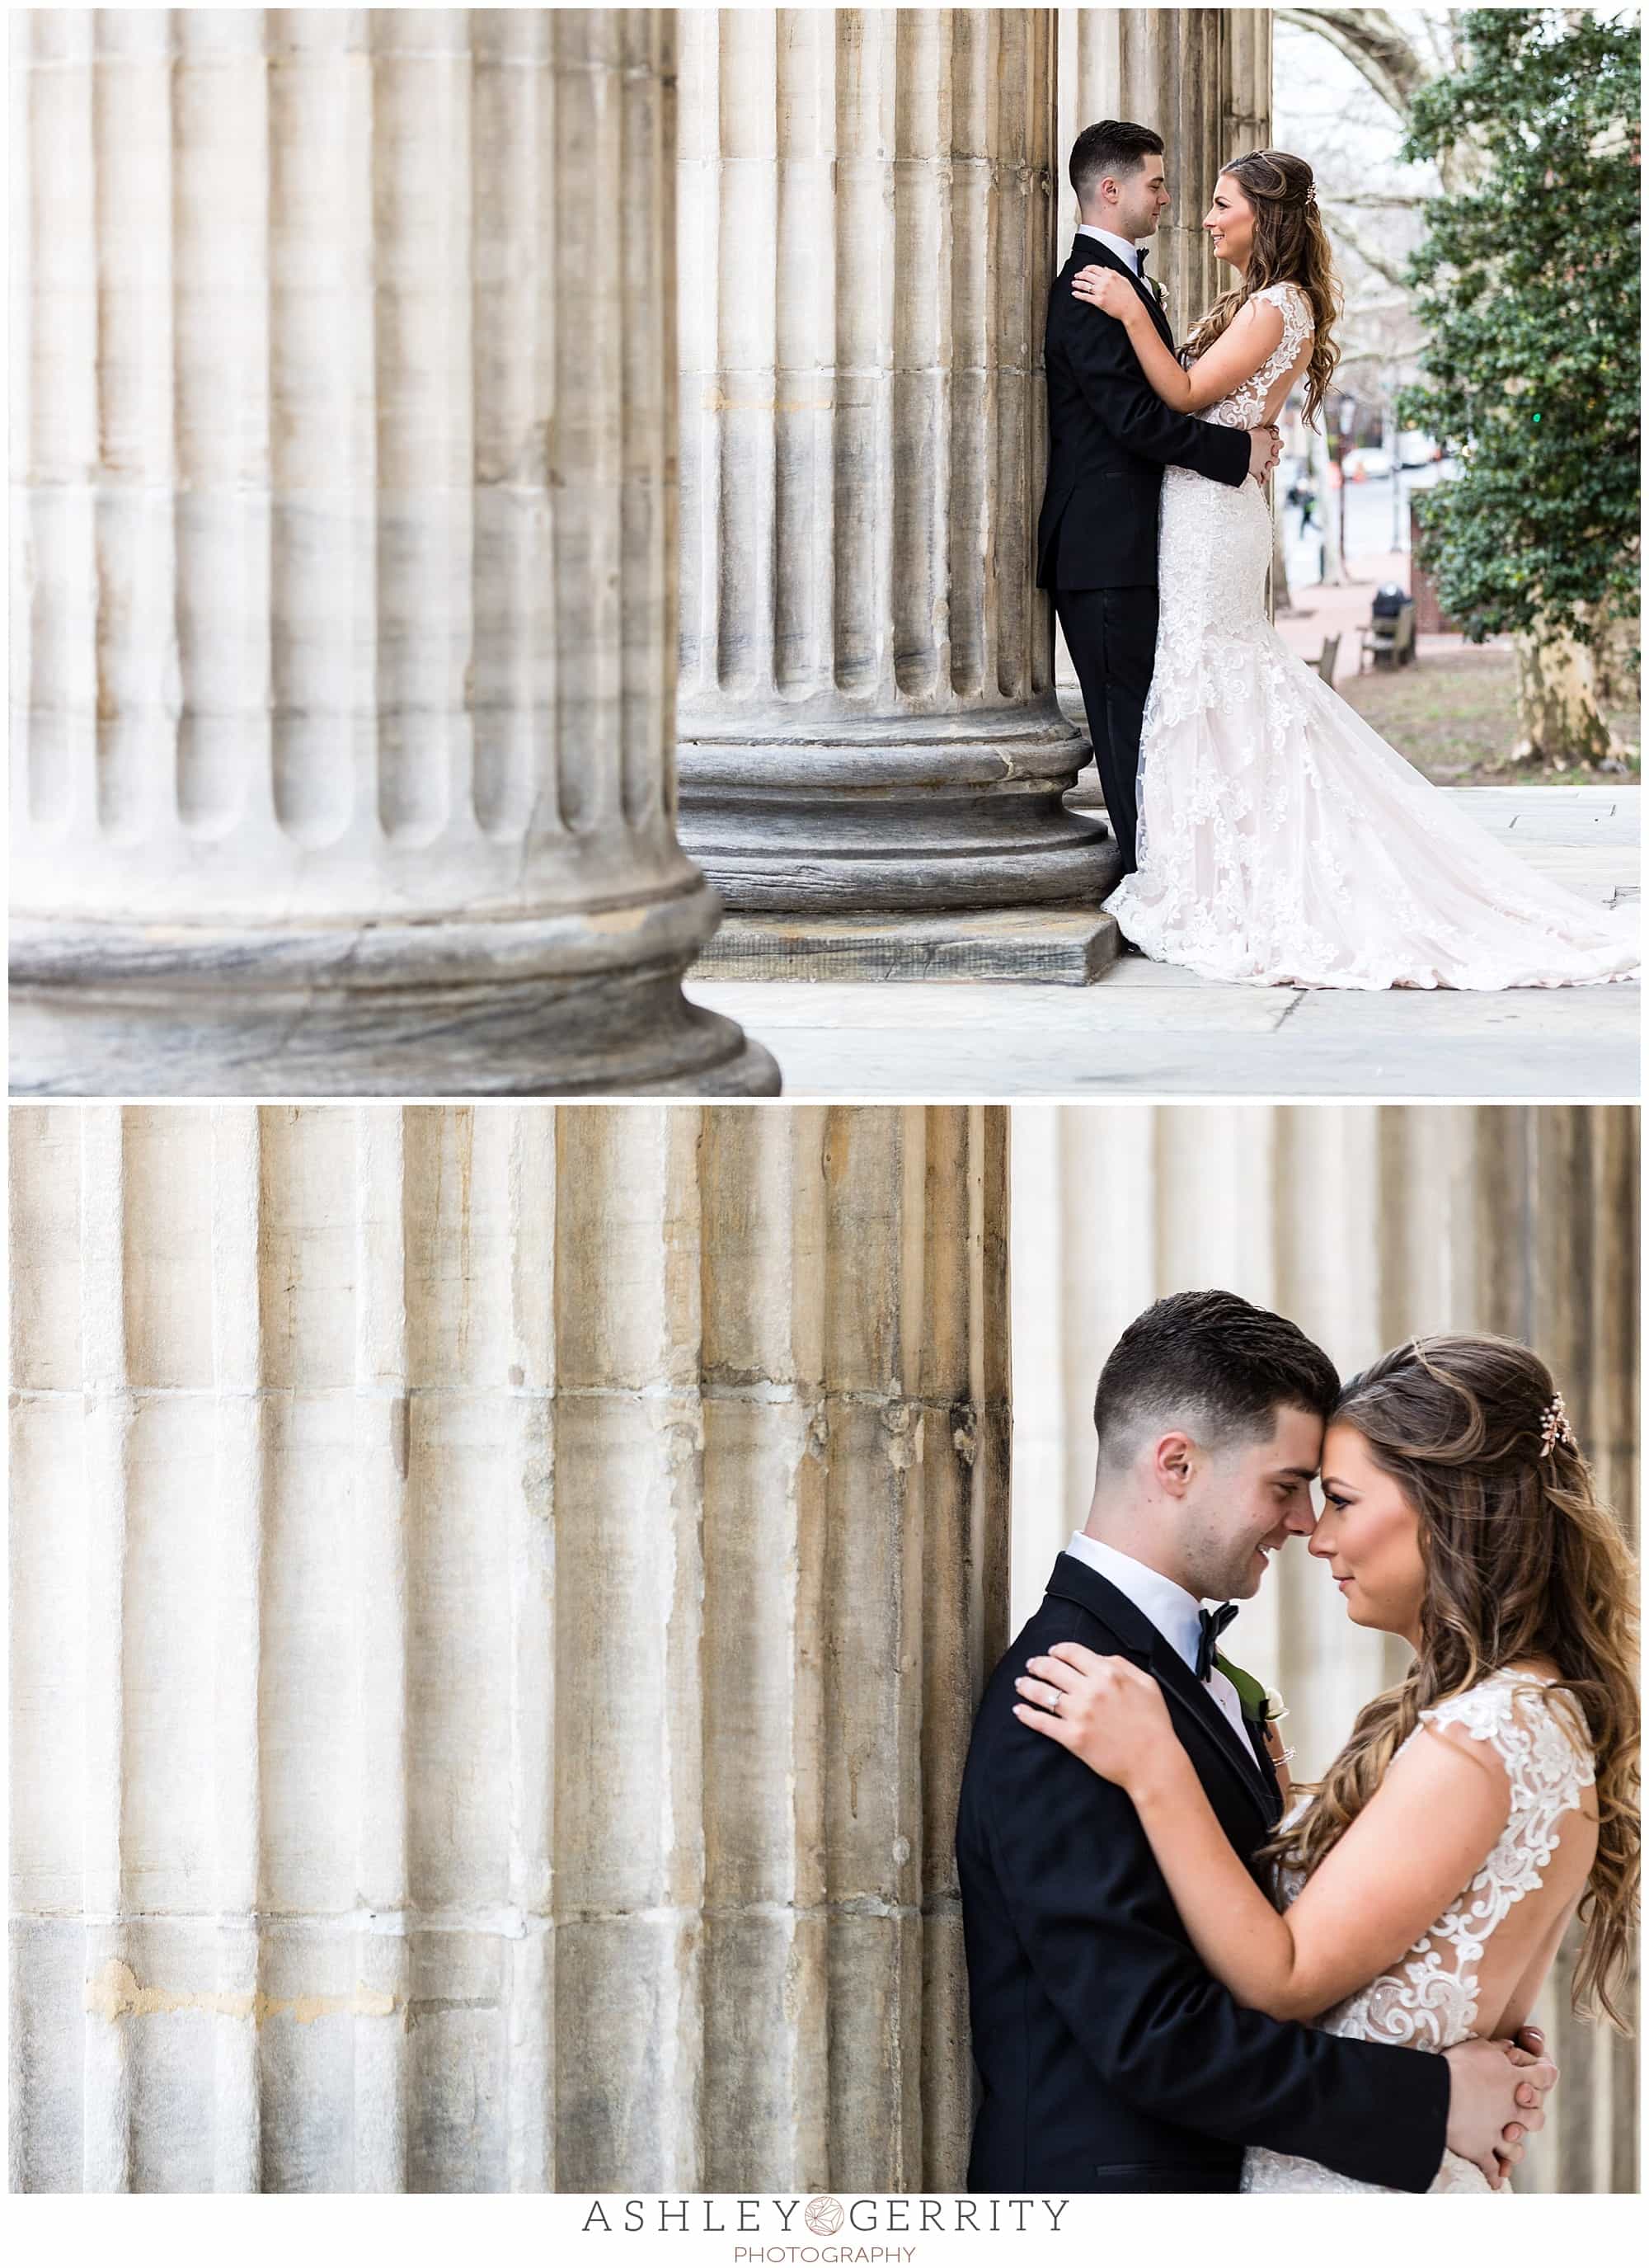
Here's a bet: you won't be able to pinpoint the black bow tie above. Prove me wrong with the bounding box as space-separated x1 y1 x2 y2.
1195 1602 1239 1682
1135 245 1149 272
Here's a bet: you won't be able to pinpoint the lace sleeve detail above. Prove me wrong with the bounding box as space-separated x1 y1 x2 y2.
1269 1672 1595 2059
1195 283 1314 430
1407 1672 1595 1958
1253 280 1313 374
1418 1673 1595 1819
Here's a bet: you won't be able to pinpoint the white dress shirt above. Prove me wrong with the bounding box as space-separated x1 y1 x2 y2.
1064 1531 1253 1749
1076 222 1148 277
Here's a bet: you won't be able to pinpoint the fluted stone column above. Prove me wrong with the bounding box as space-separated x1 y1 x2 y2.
674 7 1116 921
1466 1103 1640 2196
9 10 775 1095
1221 8 1274 175
1009 1102 1638 2195
9 1101 1008 2191
1054 10 1273 725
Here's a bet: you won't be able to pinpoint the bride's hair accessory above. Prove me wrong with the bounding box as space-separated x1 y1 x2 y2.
1538 1390 1577 1458
1233 148 1316 213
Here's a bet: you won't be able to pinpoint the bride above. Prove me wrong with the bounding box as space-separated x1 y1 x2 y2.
1070 149 1639 989
1013 1334 1639 2193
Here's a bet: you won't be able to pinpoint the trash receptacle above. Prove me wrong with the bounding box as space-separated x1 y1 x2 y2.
1366 584 1416 667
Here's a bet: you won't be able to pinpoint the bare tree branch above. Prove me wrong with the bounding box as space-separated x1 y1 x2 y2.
1282 7 1492 191
1334 297 1415 324
1324 209 1412 290
1321 190 1429 210
1335 337 1407 368
1277 8 1435 119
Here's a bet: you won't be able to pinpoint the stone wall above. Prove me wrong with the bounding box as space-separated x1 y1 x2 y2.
9 1103 1009 2191
1010 1101 1639 2193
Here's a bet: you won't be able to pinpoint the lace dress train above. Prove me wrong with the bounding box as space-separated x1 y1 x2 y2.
1242 1670 1595 2195
1104 284 1639 989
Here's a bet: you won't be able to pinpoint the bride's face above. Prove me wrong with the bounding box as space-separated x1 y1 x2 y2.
1310 1422 1427 1643
1203 174 1256 271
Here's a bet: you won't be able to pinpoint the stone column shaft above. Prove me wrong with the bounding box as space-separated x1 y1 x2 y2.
1009 1100 1639 2195
9 1101 1009 2191
9 9 774 1094
674 7 1115 912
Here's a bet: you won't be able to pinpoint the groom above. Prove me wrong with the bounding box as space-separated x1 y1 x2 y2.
956 1289 1556 2193
1038 120 1279 874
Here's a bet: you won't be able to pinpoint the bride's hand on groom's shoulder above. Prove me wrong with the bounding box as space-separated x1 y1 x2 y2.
1071 266 1137 324
1013 1644 1183 1797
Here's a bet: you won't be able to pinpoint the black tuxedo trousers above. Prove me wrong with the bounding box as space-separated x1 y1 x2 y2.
1037 240 1251 870
955 1555 1451 2193
1054 586 1158 879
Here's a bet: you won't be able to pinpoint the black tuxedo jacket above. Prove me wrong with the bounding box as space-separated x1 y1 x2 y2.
956 1553 1451 2193
1036 237 1252 591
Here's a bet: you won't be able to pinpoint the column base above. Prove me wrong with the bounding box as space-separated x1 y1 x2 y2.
10 883 781 1097
677 706 1117 914
691 902 1123 986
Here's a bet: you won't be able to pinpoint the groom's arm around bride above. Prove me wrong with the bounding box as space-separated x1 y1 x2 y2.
955 1560 1546 2195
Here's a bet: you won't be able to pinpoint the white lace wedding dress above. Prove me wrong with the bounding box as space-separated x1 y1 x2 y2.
1242 1668 1596 2194
1105 281 1639 988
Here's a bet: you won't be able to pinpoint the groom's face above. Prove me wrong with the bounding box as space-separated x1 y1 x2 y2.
1177 1402 1324 1601
1110 156 1172 244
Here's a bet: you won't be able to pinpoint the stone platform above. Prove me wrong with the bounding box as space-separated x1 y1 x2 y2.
691 902 1122 986
687 788 1640 1100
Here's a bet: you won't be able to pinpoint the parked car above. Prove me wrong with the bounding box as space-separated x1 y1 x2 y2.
1341 447 1393 482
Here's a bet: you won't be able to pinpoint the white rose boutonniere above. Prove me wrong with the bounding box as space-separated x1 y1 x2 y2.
1217 1656 1294 1767
1263 1684 1295 1768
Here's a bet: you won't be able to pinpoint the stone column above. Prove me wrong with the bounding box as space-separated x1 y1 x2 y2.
1220 7 1274 171
1463 1104 1640 2196
1009 1101 1639 2195
1053 9 1272 723
674 7 1116 928
9 1102 1009 2191
9 10 775 1096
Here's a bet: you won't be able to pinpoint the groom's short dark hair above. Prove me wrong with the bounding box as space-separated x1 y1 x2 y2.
1092 1289 1339 1471
1070 120 1165 206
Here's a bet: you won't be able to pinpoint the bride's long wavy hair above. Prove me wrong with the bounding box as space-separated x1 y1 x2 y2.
1259 1334 1640 2030
1182 149 1342 426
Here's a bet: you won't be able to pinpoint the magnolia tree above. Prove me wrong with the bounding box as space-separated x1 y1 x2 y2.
1285 5 1640 763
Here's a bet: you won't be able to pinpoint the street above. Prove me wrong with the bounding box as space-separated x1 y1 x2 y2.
1283 460 1446 592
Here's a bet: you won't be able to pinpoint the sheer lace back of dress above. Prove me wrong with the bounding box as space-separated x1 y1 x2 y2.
1189 281 1314 431
1243 1670 1596 2191
1278 1669 1596 2054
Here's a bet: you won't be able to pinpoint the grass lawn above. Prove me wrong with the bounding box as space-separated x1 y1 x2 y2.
1339 641 1641 787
